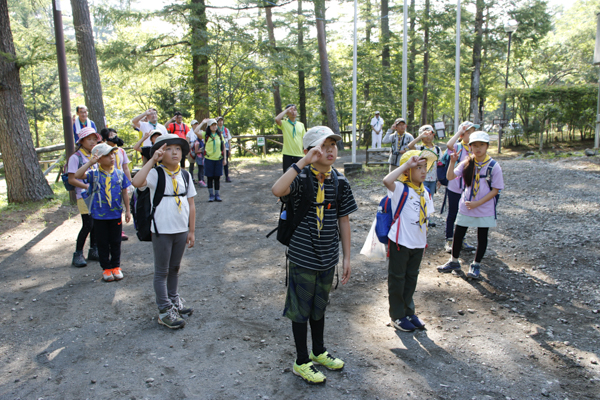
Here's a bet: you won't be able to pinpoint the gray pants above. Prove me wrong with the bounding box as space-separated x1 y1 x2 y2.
152 232 188 310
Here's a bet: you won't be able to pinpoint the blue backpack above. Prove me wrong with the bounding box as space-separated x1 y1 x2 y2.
375 184 410 244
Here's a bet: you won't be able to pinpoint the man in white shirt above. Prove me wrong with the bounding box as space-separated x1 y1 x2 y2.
131 108 168 165
370 111 384 149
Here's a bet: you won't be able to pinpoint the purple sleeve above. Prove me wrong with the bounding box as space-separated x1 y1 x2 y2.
453 161 465 179
67 154 80 174
490 163 504 190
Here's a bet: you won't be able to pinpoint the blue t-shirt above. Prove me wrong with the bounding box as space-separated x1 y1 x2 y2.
85 169 131 220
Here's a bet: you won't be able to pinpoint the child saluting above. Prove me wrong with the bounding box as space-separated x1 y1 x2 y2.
132 134 197 329
74 143 131 282
438 131 504 279
383 149 436 332
271 126 358 385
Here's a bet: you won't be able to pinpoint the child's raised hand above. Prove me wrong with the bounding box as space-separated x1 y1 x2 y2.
90 155 100 164
449 151 459 163
404 155 421 169
142 131 151 140
152 144 167 161
303 145 324 164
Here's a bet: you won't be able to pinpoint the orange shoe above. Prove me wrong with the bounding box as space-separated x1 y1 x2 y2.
112 267 124 280
102 269 114 282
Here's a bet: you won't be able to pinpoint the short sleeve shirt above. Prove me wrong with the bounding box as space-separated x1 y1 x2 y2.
85 169 131 220
454 160 504 218
287 172 358 271
139 122 168 147
387 181 434 249
67 150 93 200
140 167 197 234
281 120 305 157
205 133 223 160
114 147 129 171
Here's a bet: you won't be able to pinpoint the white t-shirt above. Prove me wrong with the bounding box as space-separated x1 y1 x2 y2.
371 116 384 134
387 181 434 249
141 167 197 234
139 121 168 147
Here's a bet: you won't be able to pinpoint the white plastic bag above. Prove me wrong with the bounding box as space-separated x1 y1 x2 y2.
360 217 387 260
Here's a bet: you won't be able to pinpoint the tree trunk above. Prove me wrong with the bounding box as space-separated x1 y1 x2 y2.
407 0 416 131
381 0 390 68
70 0 106 131
297 0 307 127
191 0 209 120
420 0 430 126
469 0 484 124
265 6 282 127
314 0 341 146
0 0 53 202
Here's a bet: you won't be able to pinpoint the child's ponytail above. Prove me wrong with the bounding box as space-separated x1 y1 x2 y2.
461 154 476 187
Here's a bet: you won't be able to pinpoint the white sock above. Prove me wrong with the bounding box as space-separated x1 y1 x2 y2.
451 256 459 263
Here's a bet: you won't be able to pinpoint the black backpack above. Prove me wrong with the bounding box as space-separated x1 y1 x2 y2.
131 167 190 241
266 166 347 246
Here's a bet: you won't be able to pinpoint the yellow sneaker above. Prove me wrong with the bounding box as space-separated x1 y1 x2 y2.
293 361 326 384
309 351 345 371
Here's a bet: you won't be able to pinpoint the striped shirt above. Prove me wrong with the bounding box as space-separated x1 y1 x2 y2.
287 172 358 271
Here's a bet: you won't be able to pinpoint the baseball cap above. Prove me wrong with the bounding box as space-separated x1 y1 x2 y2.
190 119 199 125
77 127 102 144
394 118 406 125
216 116 224 121
303 126 342 149
151 133 190 157
418 125 434 135
91 143 118 158
468 131 490 144
375 111 380 114
150 130 163 139
174 111 182 116
460 121 481 131
206 118 217 127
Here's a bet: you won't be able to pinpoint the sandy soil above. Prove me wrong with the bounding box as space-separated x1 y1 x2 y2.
0 152 599 400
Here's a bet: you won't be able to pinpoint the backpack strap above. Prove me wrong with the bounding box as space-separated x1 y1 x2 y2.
151 166 167 236
392 184 410 251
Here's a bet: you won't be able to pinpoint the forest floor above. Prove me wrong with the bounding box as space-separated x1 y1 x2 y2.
0 148 599 400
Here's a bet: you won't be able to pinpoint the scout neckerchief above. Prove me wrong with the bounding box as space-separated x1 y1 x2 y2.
163 165 182 213
287 119 297 138
472 154 491 198
460 140 471 155
114 147 121 170
209 132 219 154
310 165 332 237
98 165 114 206
79 147 91 158
400 174 427 231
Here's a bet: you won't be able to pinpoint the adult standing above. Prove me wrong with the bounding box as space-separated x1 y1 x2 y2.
72 105 97 143
217 116 232 183
370 111 385 149
382 118 415 172
131 108 168 165
166 112 190 170
275 104 306 173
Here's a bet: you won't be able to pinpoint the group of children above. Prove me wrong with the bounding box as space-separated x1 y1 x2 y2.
65 109 503 385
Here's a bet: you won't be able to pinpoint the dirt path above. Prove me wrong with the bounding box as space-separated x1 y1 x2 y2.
0 154 599 400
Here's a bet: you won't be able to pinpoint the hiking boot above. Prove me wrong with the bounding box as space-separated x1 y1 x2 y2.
310 351 344 370
208 194 215 202
408 315 426 329
463 241 476 251
444 240 453 254
102 269 114 282
72 251 87 268
158 306 186 329
392 317 416 332
293 361 326 384
437 261 461 273
467 263 481 280
171 297 193 316
215 194 222 202
121 231 129 241
87 247 99 261
225 177 232 183
112 267 124 281
198 180 207 188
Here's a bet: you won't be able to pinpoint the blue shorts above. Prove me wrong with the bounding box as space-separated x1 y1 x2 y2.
204 158 223 177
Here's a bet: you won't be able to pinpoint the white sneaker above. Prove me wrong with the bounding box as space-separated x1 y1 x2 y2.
444 240 453 253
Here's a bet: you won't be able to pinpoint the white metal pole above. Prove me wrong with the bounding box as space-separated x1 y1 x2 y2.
352 0 358 163
454 0 461 133
402 0 408 120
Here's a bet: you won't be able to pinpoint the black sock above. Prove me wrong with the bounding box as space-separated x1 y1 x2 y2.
309 317 326 356
292 321 310 365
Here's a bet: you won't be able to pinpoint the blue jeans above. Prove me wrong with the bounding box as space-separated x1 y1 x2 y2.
424 181 436 196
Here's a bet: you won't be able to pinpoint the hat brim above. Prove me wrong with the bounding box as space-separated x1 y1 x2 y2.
150 137 190 157
77 133 102 144
305 134 342 149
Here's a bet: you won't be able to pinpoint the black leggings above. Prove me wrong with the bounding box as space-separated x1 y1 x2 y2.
292 317 326 365
76 214 96 252
207 176 220 190
452 225 489 263
224 150 230 179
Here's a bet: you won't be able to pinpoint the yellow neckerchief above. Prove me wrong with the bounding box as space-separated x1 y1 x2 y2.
460 140 471 154
114 147 121 170
98 165 114 206
163 165 182 213
79 147 92 158
400 174 427 231
472 154 491 198
309 164 332 237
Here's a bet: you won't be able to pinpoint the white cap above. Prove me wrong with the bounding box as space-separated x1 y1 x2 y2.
92 143 118 158
190 119 199 125
469 131 490 144
303 126 342 149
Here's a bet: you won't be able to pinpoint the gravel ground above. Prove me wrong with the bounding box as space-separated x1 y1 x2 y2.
0 152 599 400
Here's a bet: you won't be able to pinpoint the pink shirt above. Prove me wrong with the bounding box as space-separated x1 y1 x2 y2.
447 143 470 194
454 160 504 218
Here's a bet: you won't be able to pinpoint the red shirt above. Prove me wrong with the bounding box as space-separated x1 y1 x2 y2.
167 122 190 139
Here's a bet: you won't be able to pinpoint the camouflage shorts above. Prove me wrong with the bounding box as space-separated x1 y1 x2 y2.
283 262 335 323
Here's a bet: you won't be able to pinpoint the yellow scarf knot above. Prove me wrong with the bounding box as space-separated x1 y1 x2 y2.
163 166 182 213
98 166 114 206
400 176 428 231
310 165 332 237
472 155 491 197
